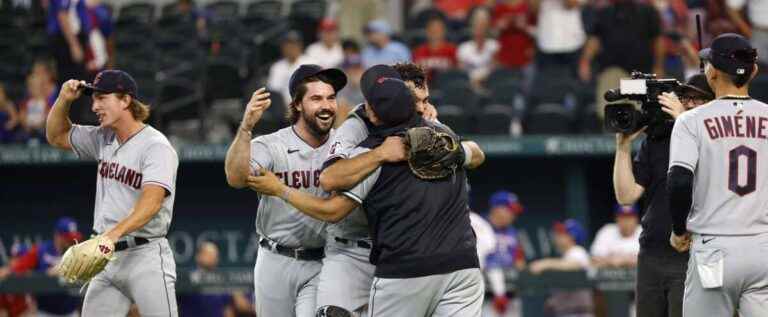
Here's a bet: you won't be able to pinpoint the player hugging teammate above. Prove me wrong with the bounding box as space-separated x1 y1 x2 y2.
228 62 486 317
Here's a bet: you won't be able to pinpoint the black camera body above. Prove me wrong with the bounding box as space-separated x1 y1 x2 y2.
604 71 681 135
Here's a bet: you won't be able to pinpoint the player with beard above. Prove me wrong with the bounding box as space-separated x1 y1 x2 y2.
224 64 347 317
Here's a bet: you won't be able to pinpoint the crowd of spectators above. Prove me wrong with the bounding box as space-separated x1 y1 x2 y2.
479 191 642 317
3 0 768 145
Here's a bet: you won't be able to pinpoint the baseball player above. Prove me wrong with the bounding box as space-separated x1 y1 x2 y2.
315 63 484 316
45 70 180 316
248 77 484 316
224 64 347 317
667 33 768 316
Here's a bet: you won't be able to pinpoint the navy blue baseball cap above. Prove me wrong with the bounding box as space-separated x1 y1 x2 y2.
82 70 140 101
288 64 347 99
360 64 402 102
367 77 415 127
699 33 758 76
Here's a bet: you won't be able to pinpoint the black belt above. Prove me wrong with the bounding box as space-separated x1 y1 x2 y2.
115 237 150 251
259 239 324 261
334 237 372 249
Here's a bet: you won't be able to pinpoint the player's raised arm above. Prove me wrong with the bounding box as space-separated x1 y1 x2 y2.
247 168 359 223
46 80 85 150
319 136 406 191
225 88 271 188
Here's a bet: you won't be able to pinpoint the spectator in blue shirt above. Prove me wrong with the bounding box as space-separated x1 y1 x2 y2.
179 242 235 317
46 0 90 85
361 20 411 68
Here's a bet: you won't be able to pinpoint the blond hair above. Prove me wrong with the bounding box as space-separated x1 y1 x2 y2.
116 93 151 122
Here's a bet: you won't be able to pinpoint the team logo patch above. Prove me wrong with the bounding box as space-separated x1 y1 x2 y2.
329 141 341 155
98 245 111 254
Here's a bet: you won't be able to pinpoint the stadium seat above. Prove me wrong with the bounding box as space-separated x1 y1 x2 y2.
436 105 471 135
204 59 243 103
154 77 205 135
246 0 283 19
289 0 326 19
288 0 326 46
485 67 524 92
432 69 470 91
440 82 479 114
528 69 579 105
474 104 514 135
488 81 525 112
206 0 240 19
524 103 575 135
160 2 178 19
117 2 155 25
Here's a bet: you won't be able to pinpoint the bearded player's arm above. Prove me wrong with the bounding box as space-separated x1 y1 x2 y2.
225 89 271 188
248 168 361 223
103 143 178 242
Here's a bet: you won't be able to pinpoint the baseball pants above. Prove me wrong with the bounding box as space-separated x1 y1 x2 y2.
82 238 178 317
253 247 322 317
316 237 376 316
683 232 768 317
369 268 484 317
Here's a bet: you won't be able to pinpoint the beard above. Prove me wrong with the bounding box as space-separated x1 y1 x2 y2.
301 108 335 138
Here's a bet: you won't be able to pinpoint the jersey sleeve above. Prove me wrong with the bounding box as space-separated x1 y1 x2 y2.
669 113 700 172
323 115 369 169
140 143 179 196
250 138 274 172
340 147 380 203
68 124 104 160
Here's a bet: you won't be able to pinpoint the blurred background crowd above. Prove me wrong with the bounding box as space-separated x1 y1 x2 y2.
2 0 768 145
1 0 767 316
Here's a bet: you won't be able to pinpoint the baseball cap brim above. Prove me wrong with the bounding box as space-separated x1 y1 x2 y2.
315 68 348 94
81 83 106 96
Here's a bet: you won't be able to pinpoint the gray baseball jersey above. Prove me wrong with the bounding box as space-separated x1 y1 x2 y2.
69 124 178 238
70 124 179 317
669 98 768 235
250 126 331 248
324 104 371 240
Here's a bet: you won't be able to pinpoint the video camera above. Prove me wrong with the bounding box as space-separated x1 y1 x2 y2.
603 71 681 135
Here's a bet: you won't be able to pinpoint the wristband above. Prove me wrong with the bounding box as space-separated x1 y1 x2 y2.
462 142 473 168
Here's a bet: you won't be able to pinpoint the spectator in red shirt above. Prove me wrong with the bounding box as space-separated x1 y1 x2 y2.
492 0 536 69
413 15 459 80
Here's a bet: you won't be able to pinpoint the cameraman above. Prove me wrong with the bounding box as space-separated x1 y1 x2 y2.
612 74 714 317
